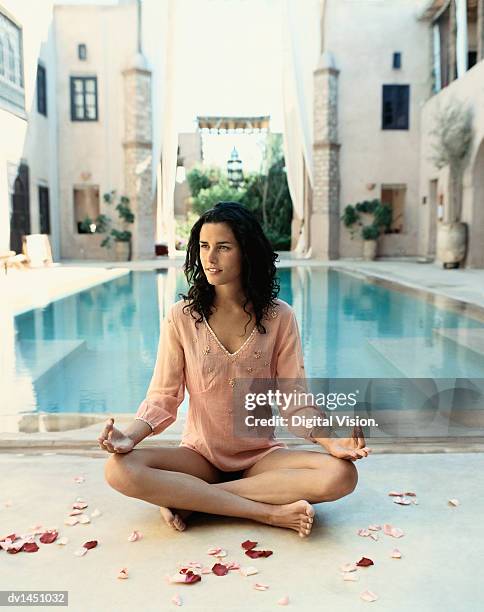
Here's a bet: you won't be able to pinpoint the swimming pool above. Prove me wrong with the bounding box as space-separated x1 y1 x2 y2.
6 267 484 416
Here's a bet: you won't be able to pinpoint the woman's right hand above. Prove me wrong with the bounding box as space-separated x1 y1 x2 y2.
97 417 135 454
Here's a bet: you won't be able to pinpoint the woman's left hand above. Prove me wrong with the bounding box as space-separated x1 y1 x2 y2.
314 426 372 461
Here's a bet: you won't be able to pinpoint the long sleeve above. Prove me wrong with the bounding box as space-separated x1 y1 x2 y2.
135 304 185 436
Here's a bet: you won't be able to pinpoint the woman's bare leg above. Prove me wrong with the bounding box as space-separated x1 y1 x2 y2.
214 448 358 504
104 447 314 537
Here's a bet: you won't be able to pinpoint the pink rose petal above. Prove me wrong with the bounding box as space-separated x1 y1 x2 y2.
391 548 402 559
225 561 240 570
277 596 289 606
383 523 393 536
340 563 357 573
117 568 129 579
393 497 411 505
368 525 381 531
448 498 460 507
360 589 378 602
201 567 211 574
91 508 102 518
404 491 416 497
78 515 90 524
254 583 269 591
357 528 371 537
128 530 143 542
64 517 79 526
74 547 87 557
212 563 228 576
171 593 183 607
391 527 404 538
369 532 379 541
22 542 39 553
240 566 258 576
342 573 359 582
207 546 226 557
56 537 69 545
69 509 83 516
388 491 404 497
72 502 88 510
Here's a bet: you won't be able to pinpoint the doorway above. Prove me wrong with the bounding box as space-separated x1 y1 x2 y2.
9 164 31 254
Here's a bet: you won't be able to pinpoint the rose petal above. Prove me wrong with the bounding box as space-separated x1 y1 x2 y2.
212 563 228 576
69 509 83 516
391 548 402 559
356 557 374 567
207 547 226 557
72 502 88 510
0 533 18 542
393 497 411 505
201 567 211 574
277 596 289 606
340 563 357 573
117 568 129 579
404 492 416 497
169 574 189 584
254 583 269 591
240 566 259 576
74 547 87 556
241 540 257 550
369 532 379 541
64 517 79 526
388 491 404 497
412 499 419 505
391 527 404 538
360 589 378 602
78 515 90 524
357 529 371 537
128 530 143 542
368 525 381 531
171 593 183 606
21 542 39 553
56 537 69 545
39 530 58 544
183 571 201 584
225 561 240 571
448 498 460 507
83 540 98 550
342 573 359 581
245 549 273 559
91 509 102 518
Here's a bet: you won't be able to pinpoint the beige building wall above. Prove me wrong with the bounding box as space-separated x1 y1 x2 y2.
419 59 484 268
174 132 202 218
319 0 431 259
54 3 137 260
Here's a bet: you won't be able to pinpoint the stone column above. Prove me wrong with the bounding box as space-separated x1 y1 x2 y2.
478 0 484 61
122 53 154 260
455 0 468 78
311 51 340 260
449 0 457 82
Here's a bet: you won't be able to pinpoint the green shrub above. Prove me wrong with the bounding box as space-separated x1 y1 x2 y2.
362 224 380 241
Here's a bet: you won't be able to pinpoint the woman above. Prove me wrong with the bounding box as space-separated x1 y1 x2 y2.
101 202 370 538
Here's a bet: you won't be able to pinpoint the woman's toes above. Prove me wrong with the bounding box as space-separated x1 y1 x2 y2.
173 515 186 531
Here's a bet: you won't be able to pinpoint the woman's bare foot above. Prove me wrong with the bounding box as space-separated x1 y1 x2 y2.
159 506 192 532
268 500 315 538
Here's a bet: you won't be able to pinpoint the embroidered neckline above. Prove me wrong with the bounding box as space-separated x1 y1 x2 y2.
203 318 257 358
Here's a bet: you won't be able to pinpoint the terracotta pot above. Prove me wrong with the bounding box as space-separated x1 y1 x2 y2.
436 222 467 268
114 241 130 262
363 239 377 261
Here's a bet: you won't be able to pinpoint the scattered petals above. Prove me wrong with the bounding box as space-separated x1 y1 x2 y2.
64 517 79 526
212 563 228 576
39 530 58 544
368 525 381 531
183 571 201 584
69 509 83 516
388 491 404 497
383 523 404 538
356 557 374 567
83 540 98 550
225 561 240 571
117 568 129 579
404 492 416 497
360 590 378 602
201 567 211 575
21 542 39 553
74 547 87 557
245 549 273 559
171 593 183 607
56 537 69 545
240 566 258 577
448 498 460 507
277 596 289 606
369 532 379 541
78 515 90 524
91 509 102 518
128 530 143 542
72 502 88 510
254 583 269 591
241 540 257 551
393 497 411 506
357 529 371 537
207 546 226 557
391 548 402 559
342 573 359 582
340 563 357 573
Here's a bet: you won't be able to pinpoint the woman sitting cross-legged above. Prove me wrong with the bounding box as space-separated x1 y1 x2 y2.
100 201 370 538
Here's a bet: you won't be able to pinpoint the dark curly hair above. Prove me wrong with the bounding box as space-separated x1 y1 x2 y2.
180 201 280 334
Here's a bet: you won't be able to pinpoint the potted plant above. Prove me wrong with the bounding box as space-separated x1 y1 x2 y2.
341 199 392 261
80 191 135 261
430 100 473 268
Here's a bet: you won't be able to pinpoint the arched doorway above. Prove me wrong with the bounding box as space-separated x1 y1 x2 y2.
9 164 30 254
469 140 484 268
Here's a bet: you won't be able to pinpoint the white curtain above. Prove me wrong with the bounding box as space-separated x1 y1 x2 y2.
281 0 320 252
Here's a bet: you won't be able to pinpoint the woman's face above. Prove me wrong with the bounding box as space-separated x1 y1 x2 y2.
199 222 242 287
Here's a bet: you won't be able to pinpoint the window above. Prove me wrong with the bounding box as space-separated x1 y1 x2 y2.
381 185 406 233
74 186 100 233
0 10 25 113
70 76 98 121
468 51 477 70
382 85 409 130
392 52 401 69
78 44 87 61
37 64 47 116
38 185 50 234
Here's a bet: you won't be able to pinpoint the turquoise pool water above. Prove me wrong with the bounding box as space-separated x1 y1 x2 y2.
8 268 484 415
